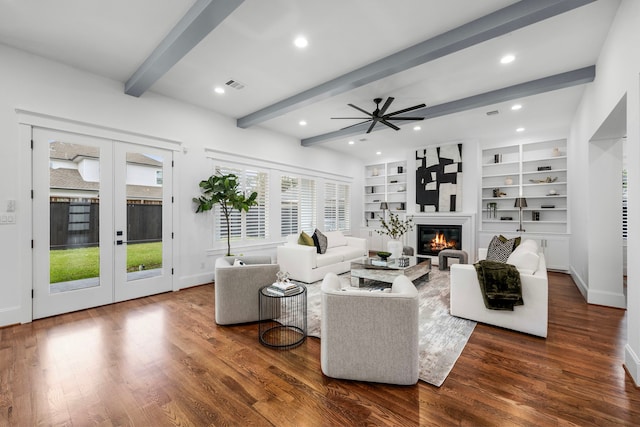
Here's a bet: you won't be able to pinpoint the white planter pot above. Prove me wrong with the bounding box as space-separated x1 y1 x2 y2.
387 239 403 259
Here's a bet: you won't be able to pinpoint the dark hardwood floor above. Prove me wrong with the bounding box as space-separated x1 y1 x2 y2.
1 272 639 426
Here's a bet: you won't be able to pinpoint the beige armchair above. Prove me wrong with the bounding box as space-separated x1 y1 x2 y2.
214 256 280 325
320 273 420 385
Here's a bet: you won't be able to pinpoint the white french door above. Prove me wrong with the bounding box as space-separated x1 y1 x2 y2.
32 128 173 319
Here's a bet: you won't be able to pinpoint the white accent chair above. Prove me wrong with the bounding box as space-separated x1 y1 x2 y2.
214 256 280 325
450 240 549 338
320 272 420 385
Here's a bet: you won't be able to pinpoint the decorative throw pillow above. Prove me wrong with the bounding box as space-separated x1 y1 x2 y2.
486 235 517 263
233 259 246 266
498 234 521 249
298 231 314 246
313 229 328 254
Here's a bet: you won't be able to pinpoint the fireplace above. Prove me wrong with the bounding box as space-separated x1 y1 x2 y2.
417 224 462 256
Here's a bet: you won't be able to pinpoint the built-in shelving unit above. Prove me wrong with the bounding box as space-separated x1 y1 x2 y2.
480 139 569 271
481 139 567 234
363 160 407 250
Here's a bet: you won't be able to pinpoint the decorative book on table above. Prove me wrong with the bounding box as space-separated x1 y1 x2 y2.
266 281 300 296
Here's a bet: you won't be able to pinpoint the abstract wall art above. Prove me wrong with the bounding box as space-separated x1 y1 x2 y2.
415 143 463 212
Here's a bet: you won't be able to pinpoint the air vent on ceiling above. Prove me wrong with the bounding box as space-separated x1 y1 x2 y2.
486 110 499 116
225 79 246 90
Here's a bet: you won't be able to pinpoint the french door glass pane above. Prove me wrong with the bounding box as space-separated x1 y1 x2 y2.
49 141 100 293
125 151 163 281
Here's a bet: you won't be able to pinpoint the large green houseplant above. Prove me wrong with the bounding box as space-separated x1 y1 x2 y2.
193 173 258 256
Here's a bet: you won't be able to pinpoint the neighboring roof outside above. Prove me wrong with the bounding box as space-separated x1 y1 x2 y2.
50 168 99 191
49 142 163 168
50 169 162 200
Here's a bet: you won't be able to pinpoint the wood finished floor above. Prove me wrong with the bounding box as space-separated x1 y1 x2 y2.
1 272 639 426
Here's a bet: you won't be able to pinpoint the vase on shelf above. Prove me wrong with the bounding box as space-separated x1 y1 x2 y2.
387 239 403 260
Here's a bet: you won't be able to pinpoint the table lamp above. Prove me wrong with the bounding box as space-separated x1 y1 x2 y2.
514 197 527 232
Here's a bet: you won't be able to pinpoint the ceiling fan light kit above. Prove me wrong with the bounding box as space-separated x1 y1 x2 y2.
331 97 425 133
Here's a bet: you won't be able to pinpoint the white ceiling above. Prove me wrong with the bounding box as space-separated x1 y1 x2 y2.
0 0 621 163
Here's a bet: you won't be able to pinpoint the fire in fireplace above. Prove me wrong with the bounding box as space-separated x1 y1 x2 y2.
417 224 462 256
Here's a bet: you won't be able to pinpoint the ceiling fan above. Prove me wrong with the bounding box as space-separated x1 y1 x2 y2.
331 97 426 133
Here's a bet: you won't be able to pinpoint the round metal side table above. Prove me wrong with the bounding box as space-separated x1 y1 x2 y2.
259 284 307 349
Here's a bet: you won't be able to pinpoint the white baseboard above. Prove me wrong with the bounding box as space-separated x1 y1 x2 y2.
624 344 640 387
0 305 24 327
587 289 627 308
178 272 214 290
569 266 588 301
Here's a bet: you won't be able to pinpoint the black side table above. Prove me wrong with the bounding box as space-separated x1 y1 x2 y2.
259 284 307 349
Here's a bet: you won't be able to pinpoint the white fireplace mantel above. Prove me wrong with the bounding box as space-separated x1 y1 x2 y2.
408 212 476 262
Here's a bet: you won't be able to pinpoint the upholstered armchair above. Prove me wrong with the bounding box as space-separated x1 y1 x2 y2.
320 272 420 385
214 255 280 325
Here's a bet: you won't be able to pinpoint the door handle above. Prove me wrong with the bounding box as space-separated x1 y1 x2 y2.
116 240 127 245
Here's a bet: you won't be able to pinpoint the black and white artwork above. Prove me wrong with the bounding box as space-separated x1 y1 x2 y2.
415 144 463 212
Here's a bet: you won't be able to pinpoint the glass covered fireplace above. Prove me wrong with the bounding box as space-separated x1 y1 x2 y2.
417 224 462 256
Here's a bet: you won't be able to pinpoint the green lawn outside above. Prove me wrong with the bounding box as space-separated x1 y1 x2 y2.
50 242 163 283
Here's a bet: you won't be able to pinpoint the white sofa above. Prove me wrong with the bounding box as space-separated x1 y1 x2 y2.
276 231 367 283
450 239 548 338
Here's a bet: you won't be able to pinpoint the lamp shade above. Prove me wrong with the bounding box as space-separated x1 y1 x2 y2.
380 202 389 210
514 197 528 208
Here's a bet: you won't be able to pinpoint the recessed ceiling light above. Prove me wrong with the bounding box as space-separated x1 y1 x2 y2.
500 54 515 64
413 125 422 131
376 151 382 156
511 104 522 111
516 127 525 132
294 36 308 48
214 87 225 94
348 140 355 145
299 120 307 126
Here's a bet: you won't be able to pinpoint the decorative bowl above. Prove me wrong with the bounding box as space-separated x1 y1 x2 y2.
376 251 392 260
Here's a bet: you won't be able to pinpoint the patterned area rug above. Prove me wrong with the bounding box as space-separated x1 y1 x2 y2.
302 268 476 387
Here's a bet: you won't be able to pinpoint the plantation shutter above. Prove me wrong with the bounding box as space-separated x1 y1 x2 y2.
324 182 337 231
246 169 269 239
337 183 350 231
281 176 298 236
623 168 628 240
281 176 316 237
300 178 316 233
214 165 269 243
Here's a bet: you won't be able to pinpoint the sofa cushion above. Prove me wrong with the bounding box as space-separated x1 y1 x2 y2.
324 230 347 248
330 245 363 262
507 239 540 275
298 231 315 246
313 229 328 254
486 235 517 262
316 251 343 268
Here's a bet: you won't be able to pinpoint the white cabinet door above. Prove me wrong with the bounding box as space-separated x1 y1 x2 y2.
540 236 569 271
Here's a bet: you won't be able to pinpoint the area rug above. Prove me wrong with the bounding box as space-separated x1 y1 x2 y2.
302 269 476 387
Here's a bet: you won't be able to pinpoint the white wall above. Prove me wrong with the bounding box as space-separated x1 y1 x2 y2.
567 0 640 385
0 43 362 327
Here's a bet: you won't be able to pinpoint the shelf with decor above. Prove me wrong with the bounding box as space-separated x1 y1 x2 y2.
362 160 408 246
480 139 568 237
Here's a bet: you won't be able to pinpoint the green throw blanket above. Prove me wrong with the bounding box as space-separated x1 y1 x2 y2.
474 260 524 311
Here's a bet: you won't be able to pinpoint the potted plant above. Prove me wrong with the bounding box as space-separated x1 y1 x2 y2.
376 212 414 258
193 173 258 256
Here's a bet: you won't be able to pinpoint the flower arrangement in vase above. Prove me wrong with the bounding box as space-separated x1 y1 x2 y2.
376 212 414 258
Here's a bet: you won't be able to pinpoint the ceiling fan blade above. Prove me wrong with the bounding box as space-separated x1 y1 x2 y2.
348 103 374 117
386 103 427 117
384 116 425 121
330 117 370 119
365 121 378 133
378 97 395 116
380 120 400 131
339 119 373 130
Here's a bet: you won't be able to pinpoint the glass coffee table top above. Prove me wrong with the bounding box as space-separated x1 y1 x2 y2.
350 256 431 287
